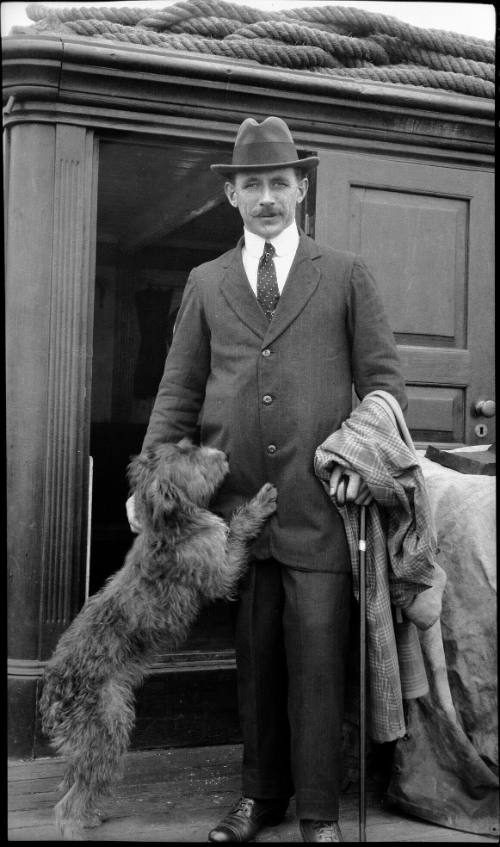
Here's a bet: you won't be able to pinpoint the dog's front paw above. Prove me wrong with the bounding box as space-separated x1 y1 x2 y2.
252 483 278 517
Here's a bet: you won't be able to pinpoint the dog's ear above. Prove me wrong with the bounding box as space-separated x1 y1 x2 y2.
146 478 192 532
127 448 161 493
128 452 147 491
127 451 166 532
128 443 197 533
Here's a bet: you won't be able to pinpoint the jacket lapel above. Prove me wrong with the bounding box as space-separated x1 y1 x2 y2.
220 237 268 339
219 233 322 343
264 234 322 345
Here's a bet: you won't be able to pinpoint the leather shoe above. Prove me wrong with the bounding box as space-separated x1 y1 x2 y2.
208 796 288 842
299 820 344 842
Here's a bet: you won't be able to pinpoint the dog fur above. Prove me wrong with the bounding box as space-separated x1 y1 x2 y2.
39 439 277 839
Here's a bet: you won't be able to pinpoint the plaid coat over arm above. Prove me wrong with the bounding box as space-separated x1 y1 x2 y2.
314 390 440 742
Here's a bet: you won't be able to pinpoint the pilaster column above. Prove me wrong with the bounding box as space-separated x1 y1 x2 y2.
6 120 97 755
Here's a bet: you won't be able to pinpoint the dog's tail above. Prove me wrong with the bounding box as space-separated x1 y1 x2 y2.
39 664 104 753
39 666 68 741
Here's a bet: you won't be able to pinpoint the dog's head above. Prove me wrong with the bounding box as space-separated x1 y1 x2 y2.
128 438 229 532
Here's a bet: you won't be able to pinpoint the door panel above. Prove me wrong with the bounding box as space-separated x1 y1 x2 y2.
350 187 467 344
316 152 494 445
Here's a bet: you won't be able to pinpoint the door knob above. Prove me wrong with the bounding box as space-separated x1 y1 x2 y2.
473 400 496 418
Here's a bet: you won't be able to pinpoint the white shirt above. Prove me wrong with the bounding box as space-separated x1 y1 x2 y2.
242 222 300 295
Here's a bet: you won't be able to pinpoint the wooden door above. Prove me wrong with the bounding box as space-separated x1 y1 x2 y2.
315 152 495 446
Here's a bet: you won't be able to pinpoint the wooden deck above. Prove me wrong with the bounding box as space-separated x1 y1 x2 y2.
8 744 497 842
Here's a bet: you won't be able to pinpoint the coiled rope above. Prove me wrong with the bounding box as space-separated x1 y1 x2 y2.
59 19 338 69
226 21 391 66
315 65 495 98
26 2 148 26
141 0 272 29
22 1 495 99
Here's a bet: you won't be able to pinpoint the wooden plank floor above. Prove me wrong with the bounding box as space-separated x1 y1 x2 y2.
8 744 497 842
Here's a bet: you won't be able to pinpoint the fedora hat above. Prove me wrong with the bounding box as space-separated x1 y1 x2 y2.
210 116 319 177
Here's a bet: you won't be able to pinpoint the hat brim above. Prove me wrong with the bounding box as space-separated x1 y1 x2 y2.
210 155 319 178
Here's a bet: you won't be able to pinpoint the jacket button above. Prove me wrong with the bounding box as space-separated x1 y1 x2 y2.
261 348 271 357
263 394 273 405
267 444 277 454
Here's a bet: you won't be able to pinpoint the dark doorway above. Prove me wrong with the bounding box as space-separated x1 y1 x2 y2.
90 132 316 661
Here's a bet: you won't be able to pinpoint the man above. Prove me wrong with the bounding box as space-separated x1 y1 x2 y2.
127 116 407 842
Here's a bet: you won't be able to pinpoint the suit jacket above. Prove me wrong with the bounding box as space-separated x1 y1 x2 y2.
142 233 407 571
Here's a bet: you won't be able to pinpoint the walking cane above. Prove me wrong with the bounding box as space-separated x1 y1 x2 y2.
359 503 367 842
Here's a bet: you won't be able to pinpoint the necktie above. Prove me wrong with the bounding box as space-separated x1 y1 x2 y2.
257 241 280 321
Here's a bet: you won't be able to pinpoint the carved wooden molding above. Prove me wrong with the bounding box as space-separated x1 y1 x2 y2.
7 651 236 679
2 36 494 168
39 124 97 646
7 658 46 678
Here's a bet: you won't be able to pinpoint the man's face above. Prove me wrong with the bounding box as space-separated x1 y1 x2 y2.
224 167 309 239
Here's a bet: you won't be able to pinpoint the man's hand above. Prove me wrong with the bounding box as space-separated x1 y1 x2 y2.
329 466 373 506
126 493 142 534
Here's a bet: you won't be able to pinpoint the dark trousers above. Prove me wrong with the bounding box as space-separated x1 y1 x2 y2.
233 559 352 820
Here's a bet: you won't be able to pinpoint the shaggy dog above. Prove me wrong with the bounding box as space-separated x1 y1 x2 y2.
39 439 277 839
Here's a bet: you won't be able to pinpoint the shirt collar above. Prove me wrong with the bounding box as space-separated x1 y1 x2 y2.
243 222 300 258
